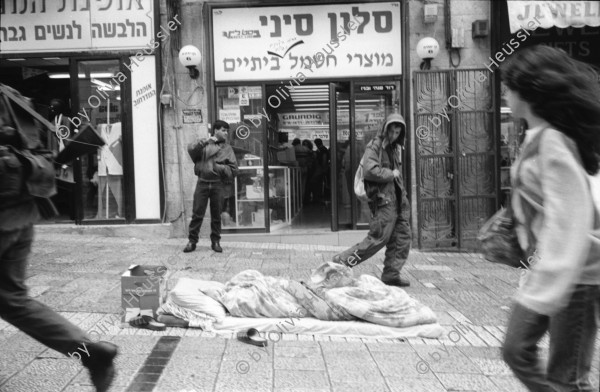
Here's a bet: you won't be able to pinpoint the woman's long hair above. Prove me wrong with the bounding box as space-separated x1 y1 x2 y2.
501 45 600 174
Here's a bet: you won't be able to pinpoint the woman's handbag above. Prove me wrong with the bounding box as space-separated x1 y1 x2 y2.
477 202 524 268
478 129 548 268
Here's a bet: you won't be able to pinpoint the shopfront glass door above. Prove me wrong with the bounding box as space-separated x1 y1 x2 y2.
330 82 351 230
330 81 401 230
352 82 402 227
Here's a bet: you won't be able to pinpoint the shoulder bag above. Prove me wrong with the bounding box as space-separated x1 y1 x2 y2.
353 155 369 202
354 141 384 203
478 130 545 267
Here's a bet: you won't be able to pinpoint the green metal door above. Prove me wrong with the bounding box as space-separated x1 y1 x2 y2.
413 69 496 250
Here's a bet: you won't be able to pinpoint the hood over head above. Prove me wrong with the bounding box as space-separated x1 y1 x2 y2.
380 113 406 147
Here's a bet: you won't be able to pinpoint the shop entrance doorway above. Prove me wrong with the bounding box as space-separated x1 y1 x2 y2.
264 83 331 230
0 57 75 221
264 81 402 231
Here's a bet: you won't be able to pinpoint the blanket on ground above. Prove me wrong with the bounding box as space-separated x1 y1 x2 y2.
158 262 438 330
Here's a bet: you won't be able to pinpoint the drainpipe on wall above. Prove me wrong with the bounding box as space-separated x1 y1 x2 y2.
173 90 188 235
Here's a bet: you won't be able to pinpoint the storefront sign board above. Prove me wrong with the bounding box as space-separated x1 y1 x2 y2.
212 2 402 81
0 0 155 52
130 55 160 220
278 112 325 126
507 1 600 33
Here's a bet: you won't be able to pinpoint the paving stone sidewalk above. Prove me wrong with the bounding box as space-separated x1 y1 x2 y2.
0 232 598 392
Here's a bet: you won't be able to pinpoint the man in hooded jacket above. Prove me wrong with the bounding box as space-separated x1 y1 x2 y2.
332 113 412 287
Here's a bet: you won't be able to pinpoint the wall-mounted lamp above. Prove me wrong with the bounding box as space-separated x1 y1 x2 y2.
178 45 202 79
416 37 440 70
160 93 172 107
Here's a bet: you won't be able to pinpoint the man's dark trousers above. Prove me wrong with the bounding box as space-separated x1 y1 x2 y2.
188 180 224 244
334 195 411 281
0 225 89 355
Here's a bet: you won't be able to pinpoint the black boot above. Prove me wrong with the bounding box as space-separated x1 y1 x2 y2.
211 241 223 253
183 242 196 253
81 341 118 392
382 258 410 287
382 276 411 287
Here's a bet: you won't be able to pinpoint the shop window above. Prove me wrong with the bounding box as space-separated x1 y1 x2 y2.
77 60 124 220
215 86 268 228
499 88 525 207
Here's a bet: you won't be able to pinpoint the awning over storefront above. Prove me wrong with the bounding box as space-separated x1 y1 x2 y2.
507 1 600 33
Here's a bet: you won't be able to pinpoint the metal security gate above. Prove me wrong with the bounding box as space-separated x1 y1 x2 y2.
413 69 497 250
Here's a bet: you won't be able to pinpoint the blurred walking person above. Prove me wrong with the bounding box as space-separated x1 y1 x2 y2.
309 138 330 204
500 45 600 392
302 139 316 203
0 84 118 392
293 138 310 202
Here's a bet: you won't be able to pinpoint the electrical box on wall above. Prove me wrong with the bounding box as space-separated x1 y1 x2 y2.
451 27 465 48
423 4 438 23
472 20 489 38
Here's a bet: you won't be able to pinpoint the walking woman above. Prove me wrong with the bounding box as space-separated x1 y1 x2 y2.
500 45 600 391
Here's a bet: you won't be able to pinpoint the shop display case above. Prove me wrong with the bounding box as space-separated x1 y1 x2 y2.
228 166 301 229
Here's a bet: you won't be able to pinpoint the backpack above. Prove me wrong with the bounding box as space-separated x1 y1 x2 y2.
0 84 59 217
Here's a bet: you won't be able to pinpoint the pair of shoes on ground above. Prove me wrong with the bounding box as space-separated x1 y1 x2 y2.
128 314 166 331
157 314 189 328
237 328 267 347
182 241 223 253
81 341 118 392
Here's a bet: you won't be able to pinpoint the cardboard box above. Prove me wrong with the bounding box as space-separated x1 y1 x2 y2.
121 265 168 322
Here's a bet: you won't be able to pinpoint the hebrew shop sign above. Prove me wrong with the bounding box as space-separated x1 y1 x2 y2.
0 0 155 53
212 2 402 81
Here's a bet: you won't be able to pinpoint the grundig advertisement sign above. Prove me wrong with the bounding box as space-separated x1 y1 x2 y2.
212 2 402 81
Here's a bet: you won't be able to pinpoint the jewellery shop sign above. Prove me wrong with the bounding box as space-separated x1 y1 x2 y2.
212 2 402 81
